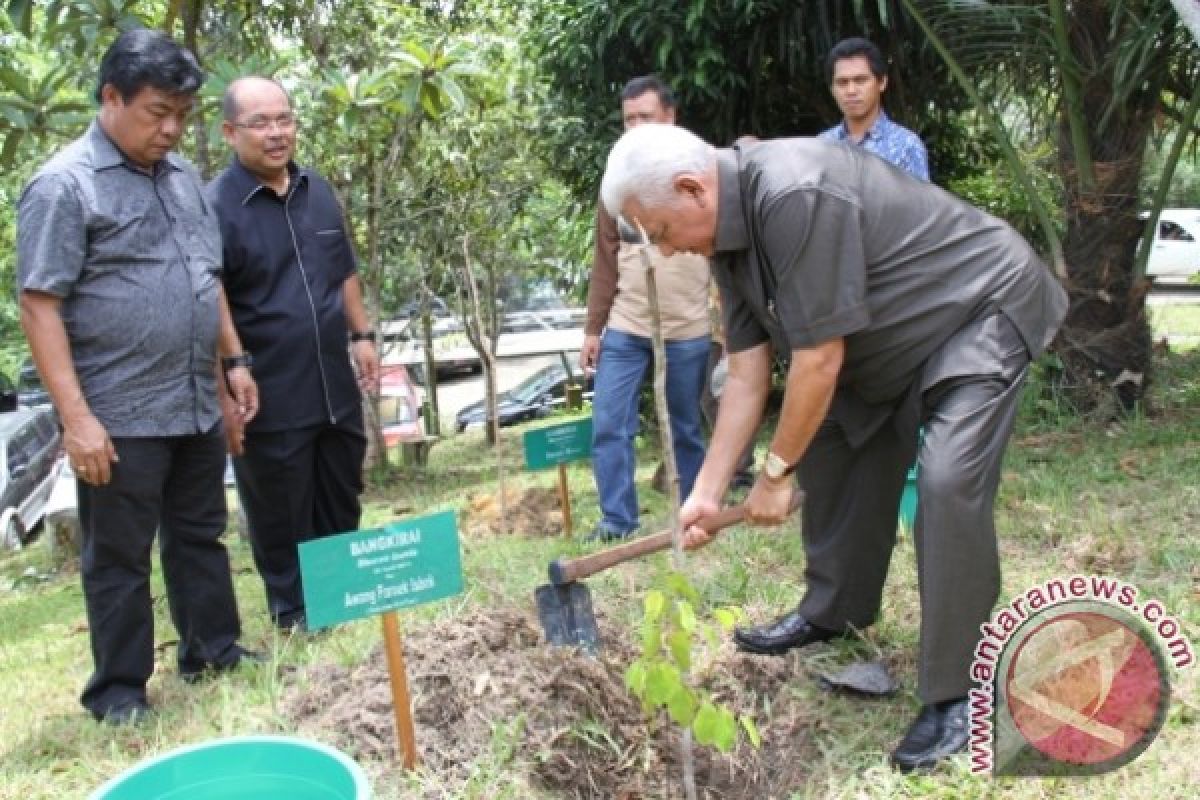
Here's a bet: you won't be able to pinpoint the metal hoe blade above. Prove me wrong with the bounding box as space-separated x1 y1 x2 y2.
535 582 601 654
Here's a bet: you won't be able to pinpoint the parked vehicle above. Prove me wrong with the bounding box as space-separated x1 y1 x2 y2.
383 317 482 384
16 360 51 409
0 407 64 549
1142 209 1200 284
0 373 16 413
455 363 593 433
379 362 426 446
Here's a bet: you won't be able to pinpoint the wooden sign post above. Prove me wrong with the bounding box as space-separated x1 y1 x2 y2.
522 416 593 537
299 510 464 769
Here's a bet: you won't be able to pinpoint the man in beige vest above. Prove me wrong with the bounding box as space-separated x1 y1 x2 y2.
580 76 711 541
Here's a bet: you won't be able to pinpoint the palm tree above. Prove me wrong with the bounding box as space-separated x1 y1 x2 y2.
901 0 1199 412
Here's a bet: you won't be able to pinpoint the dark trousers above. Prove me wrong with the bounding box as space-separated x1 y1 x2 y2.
235 415 366 626
78 427 242 717
797 312 1029 704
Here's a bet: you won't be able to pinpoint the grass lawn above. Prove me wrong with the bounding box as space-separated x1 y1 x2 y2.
1149 301 1200 350
0 350 1197 799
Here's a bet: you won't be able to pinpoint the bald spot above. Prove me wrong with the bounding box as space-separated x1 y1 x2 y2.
223 76 290 122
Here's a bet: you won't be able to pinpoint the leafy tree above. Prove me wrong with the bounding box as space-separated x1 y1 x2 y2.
901 0 1199 411
529 0 975 197
532 0 1200 413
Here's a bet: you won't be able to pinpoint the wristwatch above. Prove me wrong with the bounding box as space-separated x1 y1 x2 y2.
221 353 253 372
763 451 795 482
349 331 376 343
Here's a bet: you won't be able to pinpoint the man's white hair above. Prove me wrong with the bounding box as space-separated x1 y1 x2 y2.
600 124 714 219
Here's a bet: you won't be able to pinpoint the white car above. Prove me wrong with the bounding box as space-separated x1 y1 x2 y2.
0 407 64 549
1144 209 1200 284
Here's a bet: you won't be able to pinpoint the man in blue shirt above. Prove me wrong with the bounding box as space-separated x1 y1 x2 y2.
818 37 929 181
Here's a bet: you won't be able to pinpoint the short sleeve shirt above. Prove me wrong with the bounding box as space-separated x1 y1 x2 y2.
16 122 223 437
207 159 360 432
712 139 1067 416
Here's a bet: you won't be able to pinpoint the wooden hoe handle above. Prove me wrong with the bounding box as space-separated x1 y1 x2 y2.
547 504 747 586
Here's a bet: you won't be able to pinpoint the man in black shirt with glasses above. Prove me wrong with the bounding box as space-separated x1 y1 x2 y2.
208 76 379 633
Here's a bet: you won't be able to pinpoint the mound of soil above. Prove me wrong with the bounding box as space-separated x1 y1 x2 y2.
461 486 565 537
285 610 824 798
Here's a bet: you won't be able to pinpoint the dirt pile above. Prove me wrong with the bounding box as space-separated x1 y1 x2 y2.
461 486 565 537
285 610 822 798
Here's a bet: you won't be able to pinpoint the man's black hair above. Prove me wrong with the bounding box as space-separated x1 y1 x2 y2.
620 75 676 109
825 37 887 84
94 28 204 104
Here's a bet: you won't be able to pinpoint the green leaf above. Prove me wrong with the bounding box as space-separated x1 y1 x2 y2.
438 75 466 113
666 685 696 726
668 629 691 672
644 662 680 707
643 589 665 622
665 571 700 604
400 39 432 66
740 714 761 748
391 50 426 73
714 707 737 752
692 702 721 747
640 619 661 657
417 86 442 117
624 661 646 694
0 129 22 168
6 0 33 36
713 608 737 631
676 599 697 633
0 65 31 95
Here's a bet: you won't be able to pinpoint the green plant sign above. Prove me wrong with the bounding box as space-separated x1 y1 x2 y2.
298 510 463 629
522 416 592 470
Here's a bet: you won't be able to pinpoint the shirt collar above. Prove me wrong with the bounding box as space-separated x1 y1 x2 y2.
832 109 893 143
227 157 307 205
713 148 748 254
87 120 185 174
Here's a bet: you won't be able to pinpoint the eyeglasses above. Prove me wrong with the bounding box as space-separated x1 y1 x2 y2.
233 113 297 132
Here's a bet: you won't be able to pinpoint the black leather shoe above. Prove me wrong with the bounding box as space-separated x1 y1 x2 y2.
94 699 153 726
733 609 838 655
891 698 969 772
180 644 266 684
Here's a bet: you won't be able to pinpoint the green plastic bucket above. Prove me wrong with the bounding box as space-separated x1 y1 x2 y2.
88 735 370 800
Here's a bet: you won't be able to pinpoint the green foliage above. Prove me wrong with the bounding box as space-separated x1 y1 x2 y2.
624 571 757 755
529 0 974 196
946 142 1064 246
1143 130 1200 207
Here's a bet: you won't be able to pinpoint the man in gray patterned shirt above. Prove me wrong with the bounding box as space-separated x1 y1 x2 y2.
17 29 260 725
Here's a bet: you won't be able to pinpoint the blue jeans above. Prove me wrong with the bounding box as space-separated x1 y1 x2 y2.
591 329 710 532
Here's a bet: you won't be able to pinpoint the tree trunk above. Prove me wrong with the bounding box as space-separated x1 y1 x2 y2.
1055 4 1157 414
360 150 389 471
181 0 211 177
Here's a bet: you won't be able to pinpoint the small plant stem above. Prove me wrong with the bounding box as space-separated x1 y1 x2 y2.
635 228 695 800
